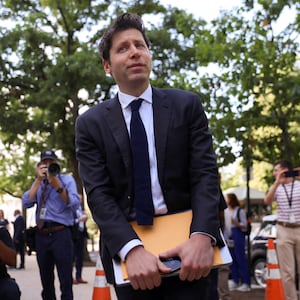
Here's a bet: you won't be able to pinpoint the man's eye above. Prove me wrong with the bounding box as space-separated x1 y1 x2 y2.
118 46 127 53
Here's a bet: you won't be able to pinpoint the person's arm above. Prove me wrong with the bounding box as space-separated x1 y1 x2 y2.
48 174 70 204
265 167 289 205
0 228 17 267
28 163 45 200
0 240 16 266
264 182 279 205
231 208 247 230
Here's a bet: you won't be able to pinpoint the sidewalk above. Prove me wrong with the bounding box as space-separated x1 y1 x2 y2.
9 253 264 300
9 252 117 300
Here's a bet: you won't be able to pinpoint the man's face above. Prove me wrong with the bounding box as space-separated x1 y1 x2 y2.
103 28 152 95
41 159 55 167
273 163 287 179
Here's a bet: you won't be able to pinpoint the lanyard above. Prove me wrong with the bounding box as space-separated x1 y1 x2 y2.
282 179 295 208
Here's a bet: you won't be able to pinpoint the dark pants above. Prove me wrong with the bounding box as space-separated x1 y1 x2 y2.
208 268 219 300
73 234 85 279
114 275 210 300
36 228 74 300
0 277 21 300
14 241 25 268
230 227 250 285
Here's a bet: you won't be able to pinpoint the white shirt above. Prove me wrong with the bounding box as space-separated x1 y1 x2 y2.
117 85 167 260
118 85 167 215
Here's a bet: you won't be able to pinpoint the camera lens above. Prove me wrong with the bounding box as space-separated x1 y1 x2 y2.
48 163 60 176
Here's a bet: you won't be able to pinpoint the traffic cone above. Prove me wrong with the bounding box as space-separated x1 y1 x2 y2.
92 255 111 300
265 239 285 300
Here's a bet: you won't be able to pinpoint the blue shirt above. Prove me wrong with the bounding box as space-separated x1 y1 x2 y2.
22 174 80 226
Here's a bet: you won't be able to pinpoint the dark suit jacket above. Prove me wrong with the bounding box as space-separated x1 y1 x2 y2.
75 87 220 283
13 215 25 243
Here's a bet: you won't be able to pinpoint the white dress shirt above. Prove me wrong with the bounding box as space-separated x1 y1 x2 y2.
117 85 167 260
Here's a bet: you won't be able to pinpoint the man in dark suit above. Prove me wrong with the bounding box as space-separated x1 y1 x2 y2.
12 209 25 269
75 13 220 300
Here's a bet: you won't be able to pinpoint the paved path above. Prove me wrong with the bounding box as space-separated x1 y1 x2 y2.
9 253 265 300
9 252 117 300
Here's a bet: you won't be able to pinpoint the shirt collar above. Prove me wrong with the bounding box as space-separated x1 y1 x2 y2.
118 85 152 109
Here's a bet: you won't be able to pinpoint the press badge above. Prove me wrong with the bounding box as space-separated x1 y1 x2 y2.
289 212 296 223
40 208 47 219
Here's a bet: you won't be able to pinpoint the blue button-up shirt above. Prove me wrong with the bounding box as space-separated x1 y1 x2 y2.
22 174 80 226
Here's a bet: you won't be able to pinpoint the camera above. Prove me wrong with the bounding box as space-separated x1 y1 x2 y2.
284 170 299 177
42 163 60 177
48 163 60 176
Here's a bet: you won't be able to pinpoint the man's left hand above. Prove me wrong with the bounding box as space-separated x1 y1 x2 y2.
159 234 213 281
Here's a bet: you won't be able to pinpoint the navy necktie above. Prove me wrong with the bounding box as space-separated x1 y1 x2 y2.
130 99 154 225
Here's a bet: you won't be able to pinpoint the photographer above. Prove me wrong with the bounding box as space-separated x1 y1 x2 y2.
264 160 300 300
22 149 80 300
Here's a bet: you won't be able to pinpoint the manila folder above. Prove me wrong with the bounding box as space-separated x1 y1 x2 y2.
113 210 232 285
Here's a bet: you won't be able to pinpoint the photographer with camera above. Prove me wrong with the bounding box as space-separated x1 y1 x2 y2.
264 159 300 300
22 149 80 300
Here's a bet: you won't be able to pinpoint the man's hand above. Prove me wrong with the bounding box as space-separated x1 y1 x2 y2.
125 246 171 290
276 168 289 184
159 234 213 281
37 163 48 180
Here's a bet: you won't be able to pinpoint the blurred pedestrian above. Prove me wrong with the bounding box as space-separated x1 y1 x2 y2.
22 149 80 300
264 159 300 300
225 193 251 292
72 194 89 284
0 226 21 300
12 209 25 269
217 188 232 300
208 179 229 300
0 209 9 229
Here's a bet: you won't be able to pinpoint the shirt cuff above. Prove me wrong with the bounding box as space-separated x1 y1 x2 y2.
191 232 217 246
118 239 144 261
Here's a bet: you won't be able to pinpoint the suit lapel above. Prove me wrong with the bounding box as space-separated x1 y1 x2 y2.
103 90 171 185
104 96 132 172
152 88 171 181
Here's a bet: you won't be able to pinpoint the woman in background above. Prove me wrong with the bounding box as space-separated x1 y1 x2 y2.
225 193 251 292
0 209 9 229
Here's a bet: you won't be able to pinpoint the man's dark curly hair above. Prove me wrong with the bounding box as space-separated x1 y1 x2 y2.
274 159 293 170
98 13 151 62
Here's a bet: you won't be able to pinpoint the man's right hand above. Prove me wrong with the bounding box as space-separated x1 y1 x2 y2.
37 163 48 179
125 246 171 290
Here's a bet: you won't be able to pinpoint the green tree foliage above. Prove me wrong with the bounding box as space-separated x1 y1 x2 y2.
194 0 300 169
0 0 206 196
0 0 299 197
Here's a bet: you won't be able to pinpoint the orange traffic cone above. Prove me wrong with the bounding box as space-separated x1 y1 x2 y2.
265 239 285 300
92 255 111 300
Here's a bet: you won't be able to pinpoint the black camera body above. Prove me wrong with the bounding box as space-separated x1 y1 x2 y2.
47 163 60 176
284 170 299 177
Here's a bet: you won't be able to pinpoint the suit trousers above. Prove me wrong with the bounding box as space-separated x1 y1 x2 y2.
0 277 21 300
14 241 25 268
73 232 85 280
276 224 300 300
35 228 74 300
217 265 231 300
114 275 210 300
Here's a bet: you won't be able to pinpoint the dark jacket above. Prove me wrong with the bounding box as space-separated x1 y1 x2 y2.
75 87 220 282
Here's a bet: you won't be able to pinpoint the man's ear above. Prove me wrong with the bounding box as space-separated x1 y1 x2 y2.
102 59 111 74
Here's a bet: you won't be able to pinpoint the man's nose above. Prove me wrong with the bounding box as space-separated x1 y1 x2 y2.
129 45 140 57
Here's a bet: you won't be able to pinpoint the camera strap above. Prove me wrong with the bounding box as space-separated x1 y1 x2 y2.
282 179 295 208
37 180 49 229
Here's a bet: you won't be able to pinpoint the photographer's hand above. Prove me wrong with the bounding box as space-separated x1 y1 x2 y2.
28 163 46 200
47 174 70 204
